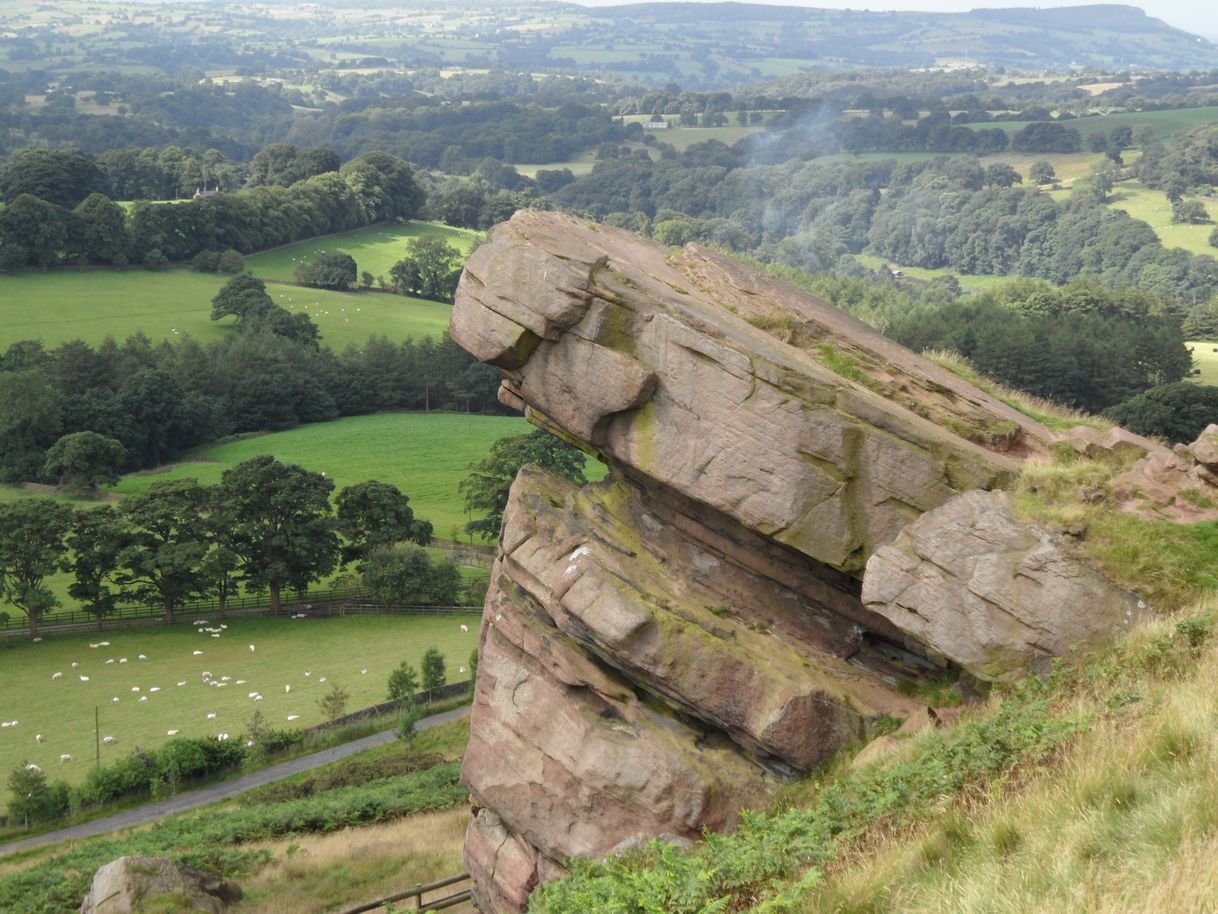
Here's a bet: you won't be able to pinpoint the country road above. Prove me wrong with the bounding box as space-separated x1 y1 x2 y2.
0 705 471 856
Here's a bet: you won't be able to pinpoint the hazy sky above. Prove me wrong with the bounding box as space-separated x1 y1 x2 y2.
575 1 1218 41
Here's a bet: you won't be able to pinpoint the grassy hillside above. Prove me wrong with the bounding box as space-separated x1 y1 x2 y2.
1188 341 1218 384
0 614 479 785
1108 181 1218 256
244 221 481 284
0 222 468 351
109 412 527 537
0 268 447 352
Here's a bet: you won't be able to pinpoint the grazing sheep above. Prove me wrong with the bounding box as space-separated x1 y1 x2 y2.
119 658 127 663
59 754 72 763
149 687 161 692
70 662 79 669
287 715 300 721
25 763 40 772
284 684 291 693
35 734 44 743
105 659 114 664
206 712 217 719
460 624 469 632
319 676 326 683
138 654 147 660
193 650 204 656
51 672 62 681
249 644 256 652
0 722 8 728
99 641 109 647
248 691 259 698
138 696 148 703
79 675 90 682
459 666 467 674
131 686 140 692
103 736 115 744
111 697 119 703
361 668 368 675
167 729 179 736
177 681 186 687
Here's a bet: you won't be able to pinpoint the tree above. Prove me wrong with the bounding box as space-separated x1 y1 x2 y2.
42 431 125 494
218 456 339 612
361 544 461 605
0 369 63 482
0 499 73 638
0 194 68 269
295 252 357 290
7 763 68 827
211 274 275 326
395 236 462 302
1029 160 1057 185
317 681 350 720
460 430 588 538
116 479 211 622
72 193 128 264
1105 382 1218 444
67 506 126 628
335 480 418 566
421 647 446 694
1173 200 1213 225
0 148 101 208
983 163 1022 188
387 660 420 703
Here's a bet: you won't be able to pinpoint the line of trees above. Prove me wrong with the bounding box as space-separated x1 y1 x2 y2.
0 462 444 638
0 325 503 486
0 149 423 269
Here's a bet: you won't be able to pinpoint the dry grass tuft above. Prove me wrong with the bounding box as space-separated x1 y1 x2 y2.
232 807 473 914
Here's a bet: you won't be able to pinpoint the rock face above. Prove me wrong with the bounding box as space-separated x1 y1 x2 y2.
450 211 1146 913
862 490 1149 681
79 856 242 914
1114 423 1218 521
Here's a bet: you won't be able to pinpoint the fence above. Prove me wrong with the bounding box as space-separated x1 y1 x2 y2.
0 590 481 640
339 873 472 913
302 680 474 737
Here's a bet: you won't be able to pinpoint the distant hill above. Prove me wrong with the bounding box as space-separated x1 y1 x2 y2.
582 2 1218 72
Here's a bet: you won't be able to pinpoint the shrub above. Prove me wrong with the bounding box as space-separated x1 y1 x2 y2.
191 250 221 272
217 249 245 273
387 660 420 703
1105 382 1218 444
421 647 447 693
317 682 351 720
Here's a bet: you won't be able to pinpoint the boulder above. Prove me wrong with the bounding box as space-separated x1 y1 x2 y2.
1113 423 1218 521
862 490 1149 681
80 856 241 914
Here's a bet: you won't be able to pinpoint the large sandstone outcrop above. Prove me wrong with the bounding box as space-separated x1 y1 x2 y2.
450 211 1147 912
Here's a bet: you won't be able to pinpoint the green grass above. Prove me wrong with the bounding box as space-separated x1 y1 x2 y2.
854 254 1011 292
1108 181 1218 256
0 268 451 351
1187 341 1218 385
970 105 1218 142
244 221 480 284
108 412 527 537
0 614 479 785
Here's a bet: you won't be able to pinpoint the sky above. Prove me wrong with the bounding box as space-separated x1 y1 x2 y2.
573 1 1217 41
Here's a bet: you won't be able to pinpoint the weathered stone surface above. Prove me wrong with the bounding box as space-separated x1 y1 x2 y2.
453 211 1031 576
862 490 1149 681
1113 423 1218 521
1056 424 1157 460
79 856 241 914
451 211 1149 913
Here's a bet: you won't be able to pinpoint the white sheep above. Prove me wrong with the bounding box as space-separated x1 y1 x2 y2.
35 734 44 743
149 687 161 692
59 754 72 763
70 662 79 669
206 712 217 719
103 736 115 744
193 650 204 656
131 686 140 692
284 684 291 693
79 675 90 682
460 624 469 632
249 644 256 652
177 681 186 687
25 763 40 772
111 697 120 703
167 729 179 736
287 715 300 721
51 672 62 681
138 654 147 660
138 696 148 703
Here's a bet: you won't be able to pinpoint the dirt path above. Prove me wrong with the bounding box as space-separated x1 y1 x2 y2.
0 706 470 856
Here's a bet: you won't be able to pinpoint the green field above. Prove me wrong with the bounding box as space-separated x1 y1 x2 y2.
1108 181 1218 256
0 614 480 784
245 221 481 284
0 222 471 351
1187 341 1218 384
979 105 1218 143
108 411 528 537
854 254 1012 292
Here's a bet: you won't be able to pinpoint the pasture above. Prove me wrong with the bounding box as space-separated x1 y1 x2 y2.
244 221 481 284
853 255 1011 292
1108 181 1217 257
0 614 479 785
0 270 452 352
976 105 1218 143
1187 341 1218 385
108 411 530 538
